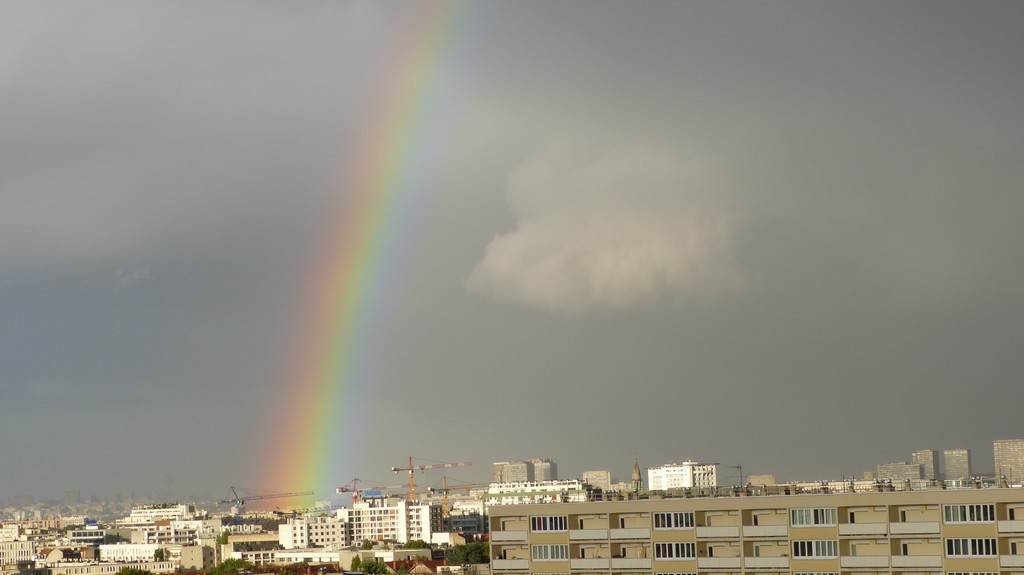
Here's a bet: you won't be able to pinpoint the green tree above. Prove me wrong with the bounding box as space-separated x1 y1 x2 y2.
446 542 489 565
363 561 388 575
154 548 166 562
210 558 255 575
403 540 429 550
350 557 362 572
360 540 374 550
216 531 231 545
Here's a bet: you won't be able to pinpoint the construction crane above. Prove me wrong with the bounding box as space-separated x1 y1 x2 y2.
428 476 490 518
391 457 471 503
274 502 347 518
218 486 314 511
336 478 402 503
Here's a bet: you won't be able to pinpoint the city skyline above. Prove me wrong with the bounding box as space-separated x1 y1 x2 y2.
3 1 1024 500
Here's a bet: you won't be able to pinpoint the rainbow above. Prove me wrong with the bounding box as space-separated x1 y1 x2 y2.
267 1 475 499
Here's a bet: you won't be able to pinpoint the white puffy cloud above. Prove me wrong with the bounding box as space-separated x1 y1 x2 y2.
467 145 744 314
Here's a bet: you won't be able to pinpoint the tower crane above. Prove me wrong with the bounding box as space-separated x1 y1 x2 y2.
428 476 490 518
218 486 314 511
390 457 471 503
336 478 402 503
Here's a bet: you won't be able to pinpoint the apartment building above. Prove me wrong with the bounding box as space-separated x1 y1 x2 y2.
912 450 940 482
279 515 347 549
648 462 718 491
877 462 923 482
995 439 1024 486
583 472 613 491
488 486 1024 575
339 496 443 544
944 449 972 481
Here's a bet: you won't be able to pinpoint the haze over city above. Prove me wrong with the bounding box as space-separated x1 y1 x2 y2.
3 1 1024 502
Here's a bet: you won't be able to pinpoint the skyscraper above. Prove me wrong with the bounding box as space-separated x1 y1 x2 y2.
994 439 1024 485
912 449 939 481
944 448 972 480
530 458 557 481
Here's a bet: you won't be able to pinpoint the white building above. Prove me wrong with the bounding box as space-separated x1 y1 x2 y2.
0 540 34 567
647 461 718 491
98 543 162 563
116 504 197 528
338 496 442 544
484 480 593 506
279 515 348 549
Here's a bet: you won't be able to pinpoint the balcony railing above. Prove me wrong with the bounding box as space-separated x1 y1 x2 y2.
891 555 942 568
568 528 608 540
609 528 650 540
889 521 939 534
696 526 740 538
1001 556 1024 568
610 558 652 569
840 555 889 568
742 525 788 537
697 557 742 568
838 523 888 536
490 531 527 542
569 558 610 569
998 520 1024 533
743 556 789 568
491 559 529 571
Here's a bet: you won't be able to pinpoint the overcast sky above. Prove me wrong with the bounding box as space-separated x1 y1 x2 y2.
3 1 1024 503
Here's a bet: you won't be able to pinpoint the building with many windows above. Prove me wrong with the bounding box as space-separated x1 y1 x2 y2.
647 461 718 491
583 471 613 491
945 448 973 481
531 459 558 482
913 449 940 481
338 496 443 545
487 486 1024 575
995 439 1024 486
877 461 923 482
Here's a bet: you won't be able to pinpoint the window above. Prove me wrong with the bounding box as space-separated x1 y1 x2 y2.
944 504 994 523
532 544 569 561
531 516 568 532
791 508 837 526
654 512 695 529
945 538 997 557
654 542 696 559
792 540 838 558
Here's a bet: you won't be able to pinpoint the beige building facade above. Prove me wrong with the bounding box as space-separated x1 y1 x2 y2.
995 439 1024 486
488 486 1024 575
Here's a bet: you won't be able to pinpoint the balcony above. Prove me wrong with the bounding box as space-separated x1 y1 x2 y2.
840 555 889 568
889 521 940 535
743 556 789 568
491 559 529 571
610 558 652 569
742 525 788 538
569 529 608 540
698 557 742 569
891 555 942 568
839 523 887 536
490 531 527 542
570 558 609 569
609 528 650 540
696 526 740 538
1001 556 1024 568
998 520 1024 533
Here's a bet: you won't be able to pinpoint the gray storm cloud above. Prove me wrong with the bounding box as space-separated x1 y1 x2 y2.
467 146 743 314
